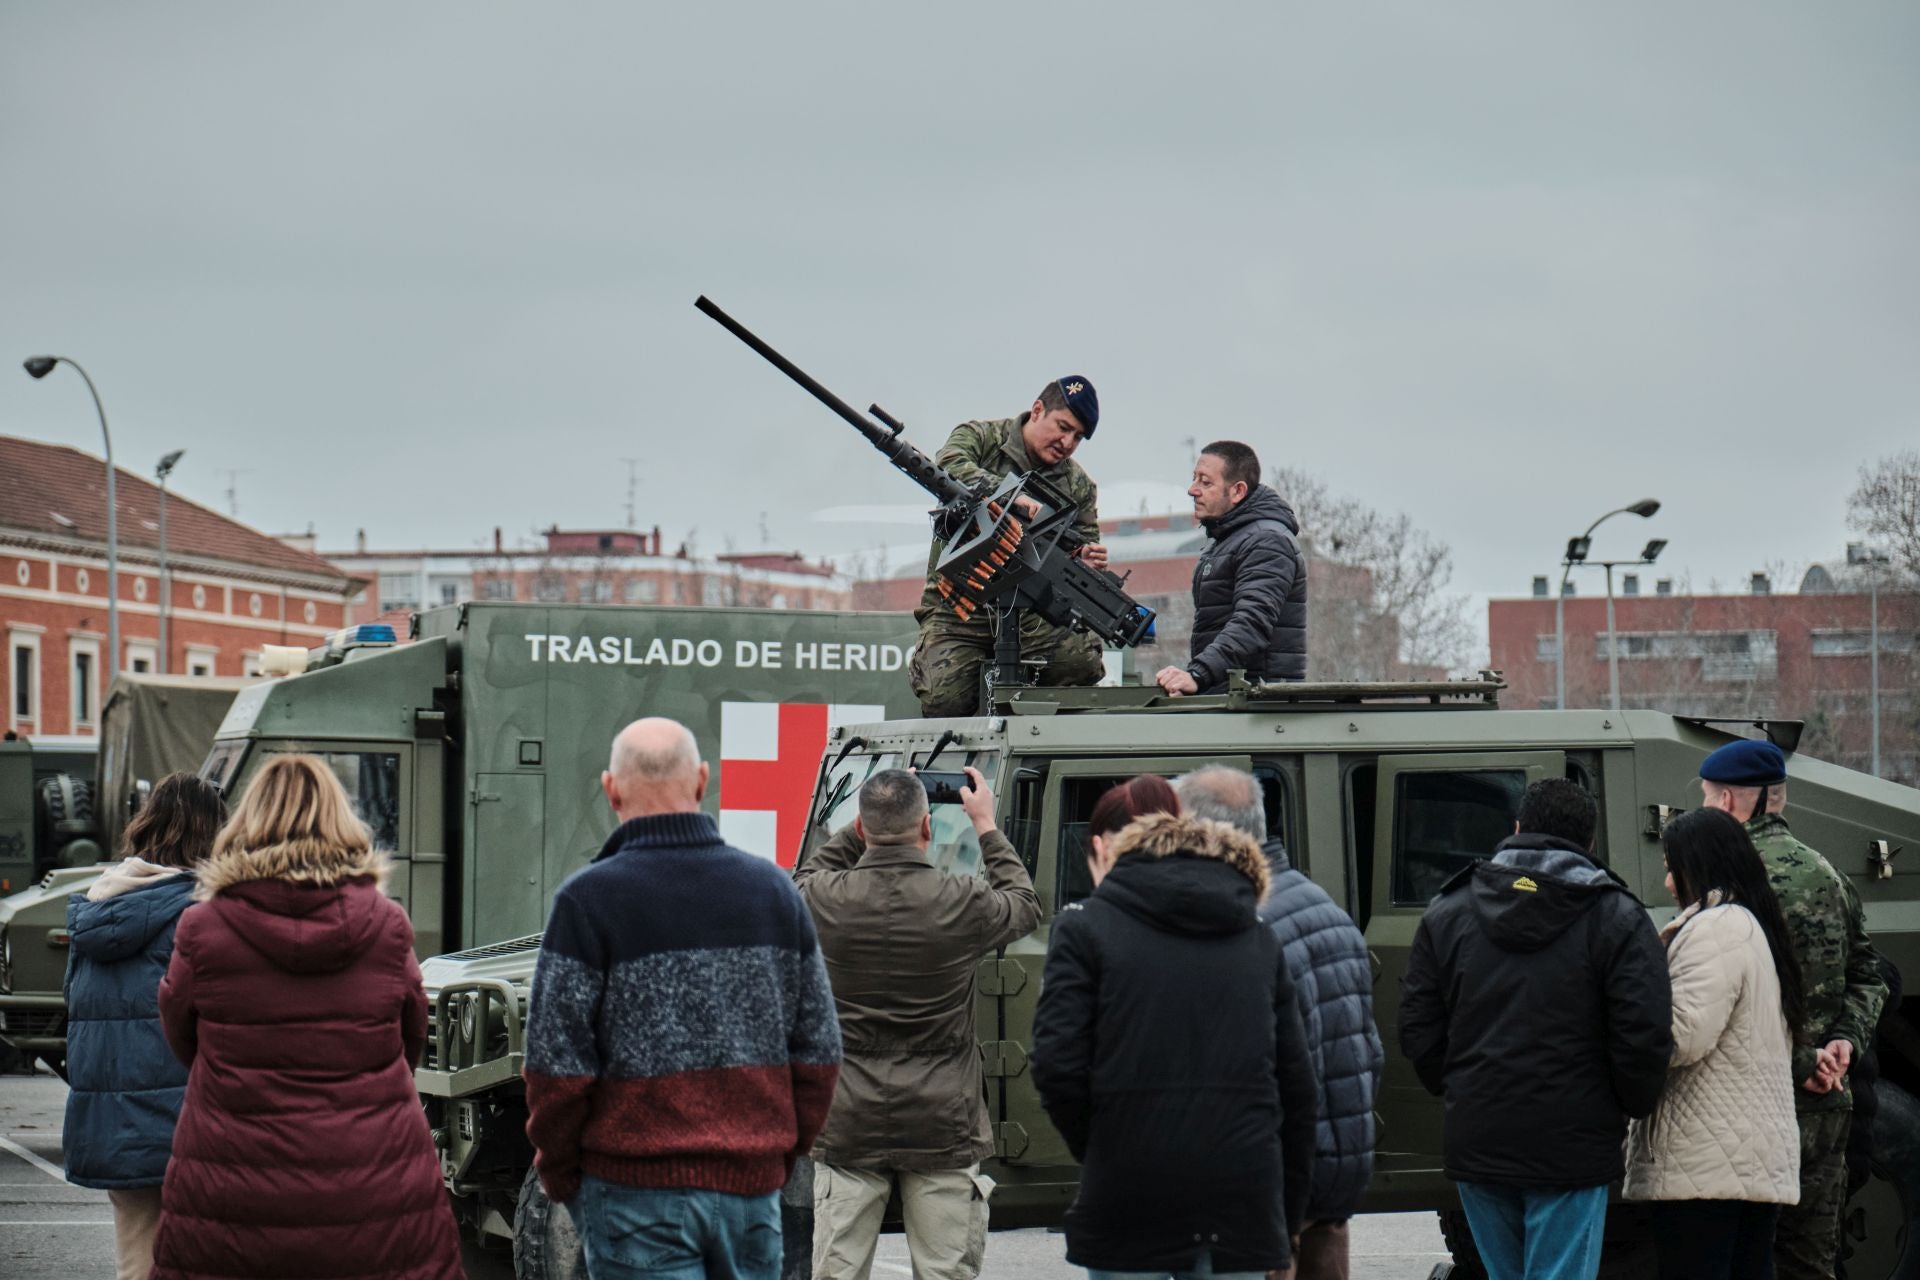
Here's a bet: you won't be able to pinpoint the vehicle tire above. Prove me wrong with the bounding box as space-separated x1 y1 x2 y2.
512 1164 586 1280
36 1052 67 1081
781 1157 814 1280
1843 1080 1920 1280
1439 1209 1487 1280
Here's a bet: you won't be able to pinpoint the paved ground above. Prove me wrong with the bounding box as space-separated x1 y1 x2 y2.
0 1064 1452 1279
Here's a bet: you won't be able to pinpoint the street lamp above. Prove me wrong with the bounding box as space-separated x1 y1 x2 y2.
1555 499 1661 711
156 450 185 675
24 356 118 673
1849 543 1893 777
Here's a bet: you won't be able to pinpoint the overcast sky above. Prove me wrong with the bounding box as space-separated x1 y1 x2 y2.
4 3 1916 639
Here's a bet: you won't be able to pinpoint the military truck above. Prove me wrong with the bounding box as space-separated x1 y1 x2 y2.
421 675 1920 1280
0 735 99 896
0 675 251 1074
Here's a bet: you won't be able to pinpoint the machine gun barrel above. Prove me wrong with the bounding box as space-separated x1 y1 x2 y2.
695 296 973 507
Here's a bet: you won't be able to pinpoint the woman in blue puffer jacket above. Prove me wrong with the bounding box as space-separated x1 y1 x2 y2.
64 772 225 1280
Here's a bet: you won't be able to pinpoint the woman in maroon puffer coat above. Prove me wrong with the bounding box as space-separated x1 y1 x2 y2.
151 754 460 1280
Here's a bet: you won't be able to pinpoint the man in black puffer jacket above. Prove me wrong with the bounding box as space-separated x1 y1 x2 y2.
1156 441 1307 696
1399 778 1672 1280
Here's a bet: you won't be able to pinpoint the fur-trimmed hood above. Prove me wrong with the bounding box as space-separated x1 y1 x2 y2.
194 839 387 902
195 840 392 974
1097 813 1270 937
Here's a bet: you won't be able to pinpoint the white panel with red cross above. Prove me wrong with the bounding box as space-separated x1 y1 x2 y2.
719 702 884 866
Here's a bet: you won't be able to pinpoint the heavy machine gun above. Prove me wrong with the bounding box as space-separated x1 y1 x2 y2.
696 296 1155 701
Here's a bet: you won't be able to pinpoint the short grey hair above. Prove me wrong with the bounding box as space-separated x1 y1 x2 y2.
609 720 701 784
858 768 929 837
1174 765 1266 840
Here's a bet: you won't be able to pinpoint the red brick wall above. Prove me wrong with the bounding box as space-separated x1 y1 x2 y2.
2 547 351 737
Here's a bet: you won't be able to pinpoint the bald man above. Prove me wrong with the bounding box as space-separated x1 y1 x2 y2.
523 717 843 1280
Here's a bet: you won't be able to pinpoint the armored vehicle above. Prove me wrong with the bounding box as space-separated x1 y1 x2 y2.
0 735 98 895
423 677 1920 1280
0 675 250 1073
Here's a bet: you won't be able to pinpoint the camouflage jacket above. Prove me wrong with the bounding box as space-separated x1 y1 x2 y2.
1746 811 1888 1111
916 415 1101 623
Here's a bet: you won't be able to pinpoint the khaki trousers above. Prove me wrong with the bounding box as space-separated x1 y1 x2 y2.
107 1186 164 1280
812 1162 991 1280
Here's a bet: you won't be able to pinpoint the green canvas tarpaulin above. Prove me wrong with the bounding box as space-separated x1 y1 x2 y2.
97 674 254 858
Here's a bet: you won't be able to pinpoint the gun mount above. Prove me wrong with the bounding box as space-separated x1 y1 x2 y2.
696 297 1155 700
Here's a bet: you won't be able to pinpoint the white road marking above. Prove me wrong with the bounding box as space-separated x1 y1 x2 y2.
0 1135 66 1183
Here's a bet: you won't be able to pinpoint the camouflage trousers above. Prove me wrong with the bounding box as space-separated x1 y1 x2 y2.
1778 1107 1852 1280
909 617 1104 718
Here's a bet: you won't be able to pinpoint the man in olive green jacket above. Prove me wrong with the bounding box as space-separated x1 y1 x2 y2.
794 766 1041 1280
1699 739 1888 1280
910 377 1110 717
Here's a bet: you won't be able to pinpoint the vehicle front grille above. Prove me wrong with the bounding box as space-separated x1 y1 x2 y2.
1 1009 64 1038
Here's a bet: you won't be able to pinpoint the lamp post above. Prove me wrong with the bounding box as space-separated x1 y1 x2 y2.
1578 540 1669 712
1849 543 1892 777
156 450 185 675
24 356 118 672
1555 499 1661 709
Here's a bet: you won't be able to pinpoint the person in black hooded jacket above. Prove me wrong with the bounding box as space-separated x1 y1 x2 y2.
1398 778 1672 1280
1033 807 1317 1278
1156 441 1306 696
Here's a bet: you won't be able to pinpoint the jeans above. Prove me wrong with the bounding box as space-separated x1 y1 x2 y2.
575 1176 782 1280
1647 1199 1780 1280
1456 1182 1609 1280
1087 1252 1266 1280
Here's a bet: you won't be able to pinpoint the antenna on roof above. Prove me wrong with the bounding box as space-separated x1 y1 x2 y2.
621 458 641 529
217 469 251 517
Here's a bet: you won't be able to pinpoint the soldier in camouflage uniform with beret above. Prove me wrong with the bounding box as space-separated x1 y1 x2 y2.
1699 740 1888 1280
909 377 1109 717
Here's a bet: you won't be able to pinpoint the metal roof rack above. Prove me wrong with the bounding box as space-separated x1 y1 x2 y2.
996 671 1507 715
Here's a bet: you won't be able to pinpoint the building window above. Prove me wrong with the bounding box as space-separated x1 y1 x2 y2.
1535 634 1559 660
624 579 658 604
589 579 614 603
702 577 725 606
1595 629 1779 681
125 640 157 674
242 652 262 676
429 575 466 607
533 574 567 603
1811 629 1915 658
10 632 41 729
186 647 217 678
483 577 516 601
379 573 421 611
70 639 101 730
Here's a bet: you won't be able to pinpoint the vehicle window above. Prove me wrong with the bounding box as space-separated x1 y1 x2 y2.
199 741 248 794
799 750 999 882
260 751 402 850
1056 774 1165 908
1391 770 1528 905
1254 766 1292 854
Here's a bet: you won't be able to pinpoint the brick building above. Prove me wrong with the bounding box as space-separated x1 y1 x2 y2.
2 436 362 737
321 526 853 628
1488 557 1918 784
853 512 1383 679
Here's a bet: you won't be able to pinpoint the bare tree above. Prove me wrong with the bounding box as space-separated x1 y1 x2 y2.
1269 466 1476 678
1848 450 1920 580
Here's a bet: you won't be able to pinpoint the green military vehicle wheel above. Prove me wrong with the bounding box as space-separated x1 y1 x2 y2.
510 1165 585 1280
1844 1081 1920 1279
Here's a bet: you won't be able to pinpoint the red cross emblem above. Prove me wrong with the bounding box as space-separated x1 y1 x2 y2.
719 702 832 867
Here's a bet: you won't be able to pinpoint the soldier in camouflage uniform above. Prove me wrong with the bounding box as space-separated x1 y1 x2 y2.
909 377 1109 717
1699 740 1888 1280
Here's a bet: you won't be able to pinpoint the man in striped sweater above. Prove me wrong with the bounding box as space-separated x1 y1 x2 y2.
523 717 843 1279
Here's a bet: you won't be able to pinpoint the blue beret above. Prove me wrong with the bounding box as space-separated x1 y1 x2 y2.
1699 739 1788 786
1056 376 1099 437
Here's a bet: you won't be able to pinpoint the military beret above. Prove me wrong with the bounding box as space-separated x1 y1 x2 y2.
1699 739 1788 786
1056 376 1099 437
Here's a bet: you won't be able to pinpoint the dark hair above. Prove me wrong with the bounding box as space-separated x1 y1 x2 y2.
123 772 227 870
1200 441 1261 490
1087 775 1180 840
1661 806 1808 1040
1515 778 1597 849
857 768 929 838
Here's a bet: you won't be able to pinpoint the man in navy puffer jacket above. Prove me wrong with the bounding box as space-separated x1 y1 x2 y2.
64 772 224 1280
1178 766 1384 1280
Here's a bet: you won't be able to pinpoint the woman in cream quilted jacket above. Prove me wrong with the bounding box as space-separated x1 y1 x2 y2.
1625 806 1807 1279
